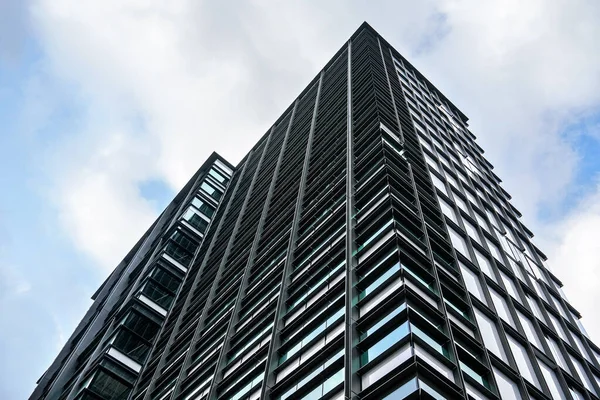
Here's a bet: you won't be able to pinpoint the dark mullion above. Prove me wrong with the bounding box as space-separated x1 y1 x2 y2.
203 100 298 400
137 160 252 400
169 134 274 399
383 42 494 399
345 39 361 400
260 71 324 400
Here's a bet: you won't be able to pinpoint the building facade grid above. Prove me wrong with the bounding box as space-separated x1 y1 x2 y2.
32 23 600 400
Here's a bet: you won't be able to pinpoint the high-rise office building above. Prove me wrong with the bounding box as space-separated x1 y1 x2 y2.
32 23 600 400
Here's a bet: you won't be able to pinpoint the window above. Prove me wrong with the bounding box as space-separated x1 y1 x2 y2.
150 267 181 293
449 227 469 257
570 356 596 395
532 279 549 303
361 322 410 365
425 154 440 173
516 311 542 349
474 249 496 282
141 280 175 309
486 209 500 230
419 137 433 152
358 262 400 301
362 343 412 389
474 308 507 362
80 361 136 400
431 173 448 196
526 295 544 322
546 336 569 371
120 311 160 341
297 369 344 400
539 360 567 400
460 360 491 389
464 220 481 245
475 213 490 234
416 345 454 381
489 289 514 327
570 387 586 400
111 312 159 363
226 372 263 400
465 382 489 400
200 182 222 200
550 294 568 320
493 367 522 400
381 378 418 399
465 190 478 208
280 352 343 400
208 168 228 184
549 313 569 343
460 263 486 303
571 333 592 363
182 207 209 233
507 335 539 387
191 197 215 218
486 239 503 262
454 193 469 215
280 308 343 364
446 173 460 190
499 271 520 303
439 198 458 224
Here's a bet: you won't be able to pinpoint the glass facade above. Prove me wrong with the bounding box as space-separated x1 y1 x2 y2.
32 23 600 400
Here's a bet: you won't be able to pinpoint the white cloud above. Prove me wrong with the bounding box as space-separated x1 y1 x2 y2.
415 0 600 218
24 0 600 338
412 0 600 340
539 180 600 340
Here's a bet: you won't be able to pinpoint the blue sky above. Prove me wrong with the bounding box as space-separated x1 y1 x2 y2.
2 1 600 398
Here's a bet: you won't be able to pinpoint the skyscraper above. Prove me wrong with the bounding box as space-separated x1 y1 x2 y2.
32 22 600 400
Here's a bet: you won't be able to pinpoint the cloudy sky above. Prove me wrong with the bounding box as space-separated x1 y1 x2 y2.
2 0 600 398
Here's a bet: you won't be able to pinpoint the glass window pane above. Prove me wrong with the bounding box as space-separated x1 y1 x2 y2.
425 154 440 173
465 382 489 400
431 174 448 196
449 227 469 257
486 209 500 230
201 182 222 200
546 336 569 372
475 213 490 234
570 387 586 400
382 378 418 399
493 367 522 400
486 239 503 262
474 308 507 362
500 271 520 303
191 197 215 217
539 360 567 400
460 263 486 303
549 314 569 343
571 333 592 363
454 193 469 215
474 249 496 282
209 168 228 183
507 335 539 387
517 311 542 349
183 208 209 233
489 288 513 327
571 356 596 395
361 322 409 365
526 295 544 322
439 198 458 224
464 220 481 245
415 345 454 381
